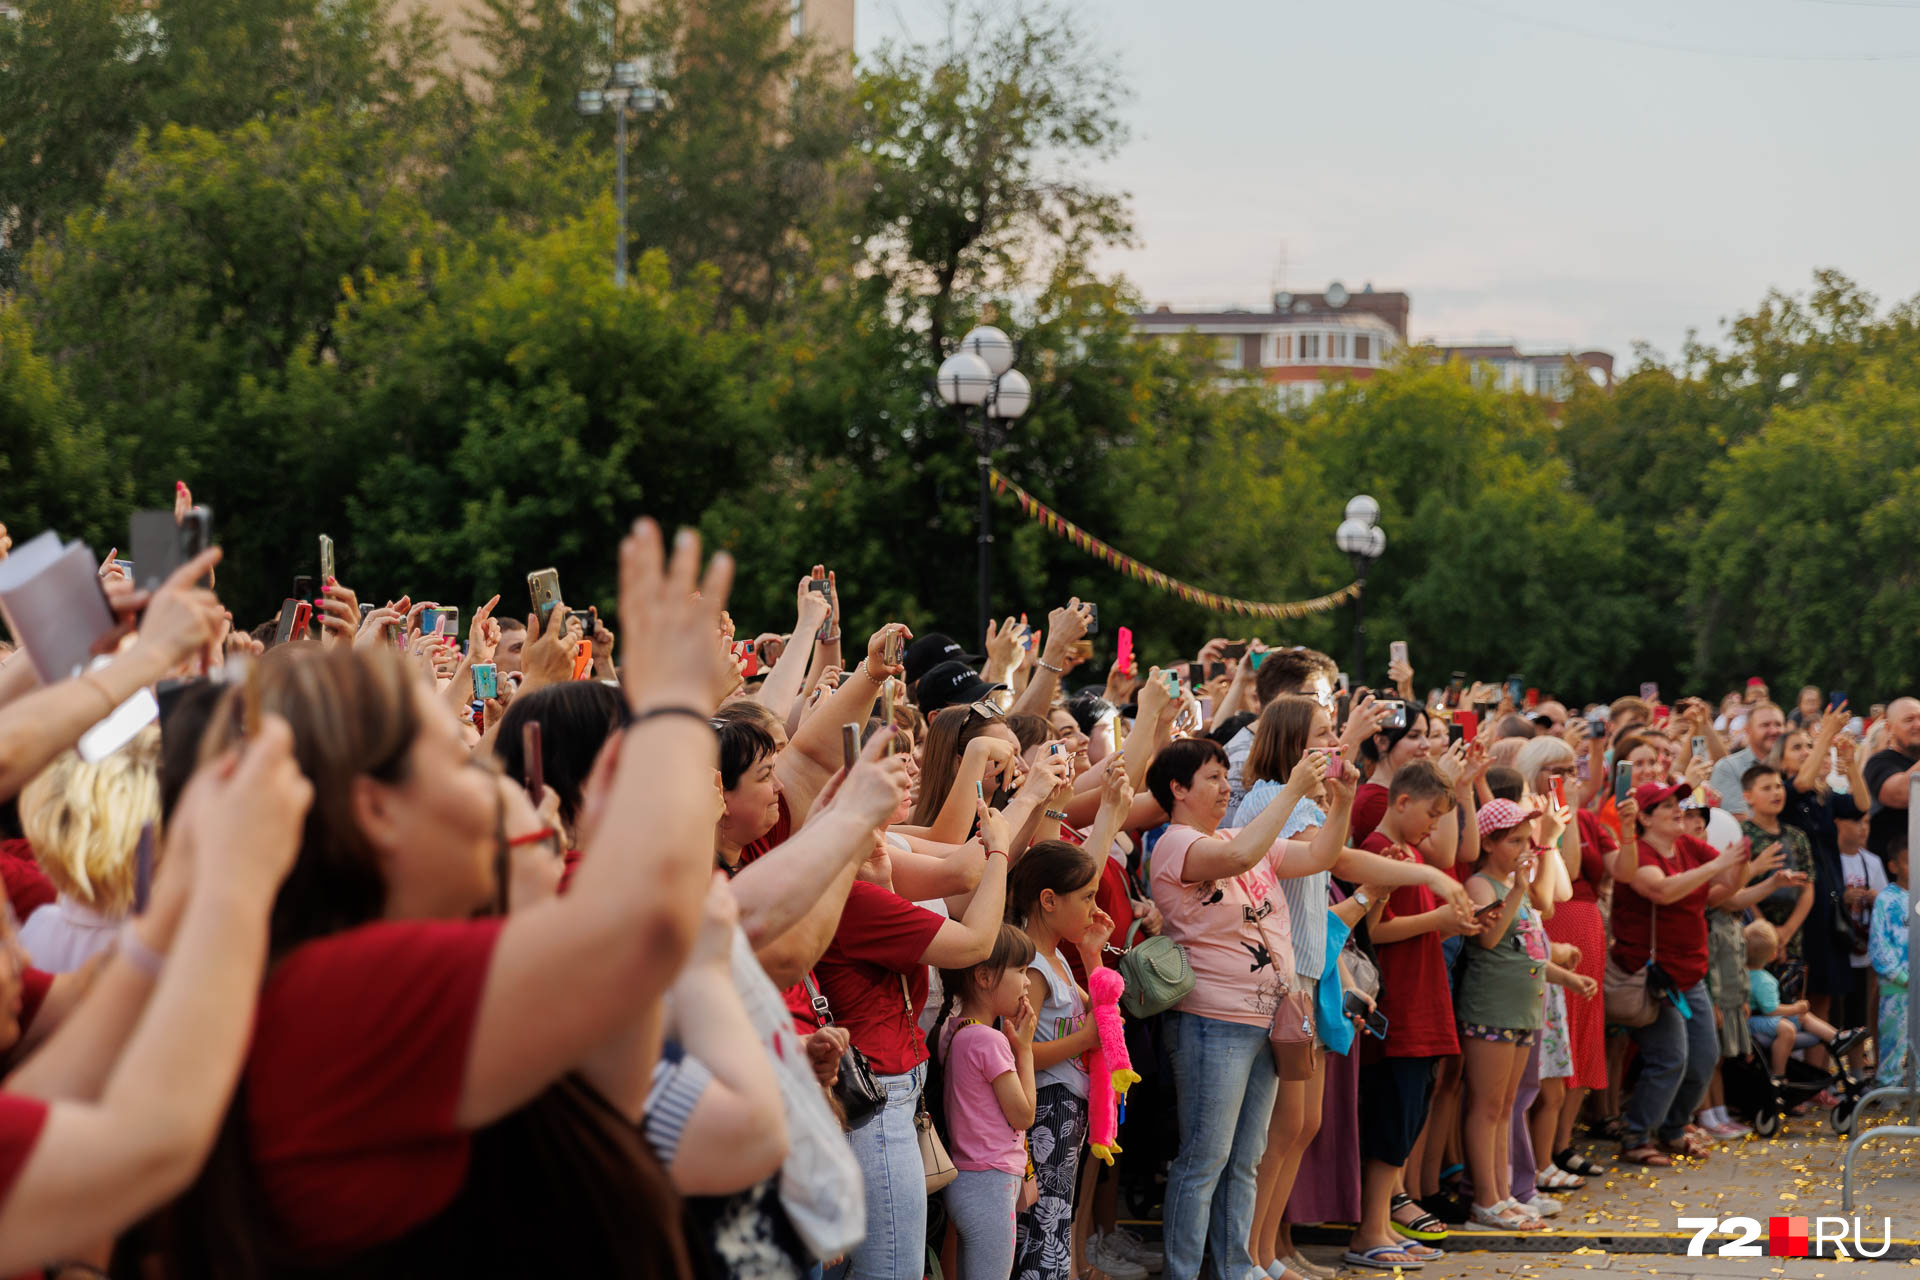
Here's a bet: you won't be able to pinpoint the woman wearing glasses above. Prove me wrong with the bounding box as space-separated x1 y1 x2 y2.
1516 737 1612 1181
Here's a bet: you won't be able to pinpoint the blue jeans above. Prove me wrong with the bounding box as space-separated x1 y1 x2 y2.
846 1063 927 1280
1165 1011 1277 1280
1623 980 1718 1146
947 1169 1022 1280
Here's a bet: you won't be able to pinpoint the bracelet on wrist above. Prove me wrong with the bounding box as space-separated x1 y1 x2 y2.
985 847 1009 860
1044 809 1069 821
1037 659 1064 674
624 705 716 732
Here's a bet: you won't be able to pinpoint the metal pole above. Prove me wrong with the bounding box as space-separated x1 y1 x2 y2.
977 441 993 650
1350 559 1368 687
614 104 629 288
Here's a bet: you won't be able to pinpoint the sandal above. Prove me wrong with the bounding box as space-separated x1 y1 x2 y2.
1344 1244 1426 1270
1661 1132 1712 1158
1619 1143 1673 1167
1555 1148 1608 1177
1390 1192 1449 1242
1536 1165 1583 1190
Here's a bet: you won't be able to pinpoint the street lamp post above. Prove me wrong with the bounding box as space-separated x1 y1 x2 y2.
576 59 666 287
1334 495 1386 686
936 327 1031 646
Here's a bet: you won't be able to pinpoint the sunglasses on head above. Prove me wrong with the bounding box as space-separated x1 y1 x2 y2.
966 699 1004 722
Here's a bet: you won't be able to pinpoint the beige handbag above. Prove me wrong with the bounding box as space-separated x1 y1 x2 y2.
915 1091 957 1193
1604 903 1660 1028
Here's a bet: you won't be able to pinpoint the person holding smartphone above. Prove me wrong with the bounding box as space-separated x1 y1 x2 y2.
1609 780 1754 1166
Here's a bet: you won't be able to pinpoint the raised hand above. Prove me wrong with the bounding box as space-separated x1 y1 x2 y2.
866 623 913 680
976 794 1013 855
984 615 1020 675
618 520 735 713
136 548 226 672
1008 994 1038 1047
519 607 578 693
1287 748 1329 793
822 729 913 830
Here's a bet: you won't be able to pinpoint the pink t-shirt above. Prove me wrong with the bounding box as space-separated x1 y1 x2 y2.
939 1021 1026 1175
1149 824 1296 1029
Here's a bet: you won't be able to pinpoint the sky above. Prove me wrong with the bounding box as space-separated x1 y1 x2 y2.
854 0 1920 365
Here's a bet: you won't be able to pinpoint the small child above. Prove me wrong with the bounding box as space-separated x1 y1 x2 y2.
1870 837 1910 1087
935 923 1042 1280
1744 919 1862 1080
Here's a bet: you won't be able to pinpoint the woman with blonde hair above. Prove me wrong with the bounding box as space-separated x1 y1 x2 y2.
19 729 163 973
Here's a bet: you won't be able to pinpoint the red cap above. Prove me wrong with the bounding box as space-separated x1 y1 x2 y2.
1634 780 1693 814
1746 676 1766 687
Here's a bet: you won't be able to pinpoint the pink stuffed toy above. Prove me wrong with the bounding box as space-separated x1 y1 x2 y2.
1086 966 1141 1165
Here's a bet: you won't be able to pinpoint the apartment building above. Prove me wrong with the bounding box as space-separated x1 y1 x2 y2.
1133 282 1408 406
1132 283 1614 405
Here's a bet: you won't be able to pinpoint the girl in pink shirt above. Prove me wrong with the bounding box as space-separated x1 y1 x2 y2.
934 924 1041 1280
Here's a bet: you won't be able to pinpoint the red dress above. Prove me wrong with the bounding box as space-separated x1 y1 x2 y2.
1544 810 1613 1091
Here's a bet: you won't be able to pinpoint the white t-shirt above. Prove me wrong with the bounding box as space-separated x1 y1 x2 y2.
1841 849 1888 967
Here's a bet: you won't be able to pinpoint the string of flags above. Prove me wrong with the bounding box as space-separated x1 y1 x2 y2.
987 468 1362 621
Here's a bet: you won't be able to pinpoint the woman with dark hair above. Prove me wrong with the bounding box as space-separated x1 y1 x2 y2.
1351 706 1438 845
495 681 627 832
169 520 729 1275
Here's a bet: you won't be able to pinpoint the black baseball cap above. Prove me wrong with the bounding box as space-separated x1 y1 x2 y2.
1832 794 1867 823
904 633 979 688
915 660 1006 714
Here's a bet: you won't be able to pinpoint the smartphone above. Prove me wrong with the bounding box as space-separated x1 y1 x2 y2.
177 506 212 587
1220 641 1249 662
1251 650 1270 670
1505 674 1525 706
293 575 314 605
732 641 760 679
437 606 460 639
128 509 182 592
419 606 445 636
1475 900 1505 921
76 686 159 764
318 533 335 584
1691 734 1707 759
1587 708 1609 740
1200 661 1226 682
570 638 592 680
1343 990 1388 1038
111 558 134 578
1164 670 1180 698
132 821 156 914
272 599 302 646
880 677 896 729
1524 687 1539 709
1455 709 1479 744
522 721 544 802
527 567 563 622
1379 700 1409 730
472 663 498 699
1640 682 1660 703
1066 639 1095 663
1389 640 1408 668
1550 775 1567 808
1115 626 1134 676
840 722 861 771
883 627 905 667
1614 759 1634 807
1448 671 1466 696
1829 691 1847 712
1448 721 1464 746
1083 602 1099 635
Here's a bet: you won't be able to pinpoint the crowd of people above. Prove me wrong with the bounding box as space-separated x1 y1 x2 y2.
0 504 1914 1280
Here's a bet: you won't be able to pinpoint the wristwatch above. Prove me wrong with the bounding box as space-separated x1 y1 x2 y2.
1352 889 1373 910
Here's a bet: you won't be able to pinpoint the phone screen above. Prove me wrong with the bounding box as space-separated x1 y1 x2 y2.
1614 760 1634 807
318 534 335 583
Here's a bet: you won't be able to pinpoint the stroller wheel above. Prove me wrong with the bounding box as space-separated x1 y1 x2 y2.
1755 1108 1783 1137
1833 1099 1858 1135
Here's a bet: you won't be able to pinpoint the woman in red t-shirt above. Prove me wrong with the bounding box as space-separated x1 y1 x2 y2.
1609 781 1748 1166
815 796 1014 1280
0 711 310 1276
168 522 732 1275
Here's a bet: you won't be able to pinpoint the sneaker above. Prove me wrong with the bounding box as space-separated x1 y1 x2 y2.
1706 1116 1752 1138
1104 1228 1164 1274
1086 1232 1149 1280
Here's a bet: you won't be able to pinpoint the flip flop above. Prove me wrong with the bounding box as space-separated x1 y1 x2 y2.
1344 1245 1427 1270
1619 1143 1673 1167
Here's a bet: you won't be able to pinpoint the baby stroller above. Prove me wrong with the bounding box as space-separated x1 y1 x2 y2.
1723 1025 1871 1136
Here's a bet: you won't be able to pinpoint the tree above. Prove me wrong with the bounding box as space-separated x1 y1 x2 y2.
0 308 124 562
855 0 1131 362
1688 360 1920 700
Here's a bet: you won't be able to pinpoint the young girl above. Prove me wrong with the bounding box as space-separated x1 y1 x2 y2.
936 923 1042 1280
1457 800 1547 1231
1870 836 1910 1087
1007 840 1111 1280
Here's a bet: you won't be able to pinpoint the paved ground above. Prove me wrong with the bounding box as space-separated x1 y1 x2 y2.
1319 1247 1920 1280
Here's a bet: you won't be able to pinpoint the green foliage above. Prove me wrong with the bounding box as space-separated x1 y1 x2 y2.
7 0 1920 706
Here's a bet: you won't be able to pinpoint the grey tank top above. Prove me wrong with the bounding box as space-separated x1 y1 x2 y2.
1455 872 1545 1030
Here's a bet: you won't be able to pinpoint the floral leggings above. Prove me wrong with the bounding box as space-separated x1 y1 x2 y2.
1013 1083 1088 1280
